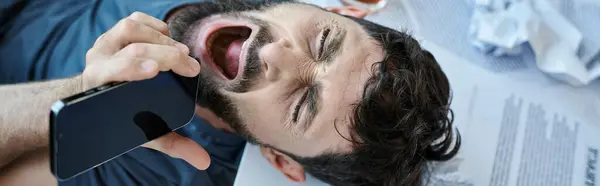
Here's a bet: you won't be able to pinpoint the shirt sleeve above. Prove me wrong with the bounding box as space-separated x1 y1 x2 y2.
110 0 205 21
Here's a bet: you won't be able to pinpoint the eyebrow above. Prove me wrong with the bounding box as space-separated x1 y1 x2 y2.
320 27 347 64
302 83 322 131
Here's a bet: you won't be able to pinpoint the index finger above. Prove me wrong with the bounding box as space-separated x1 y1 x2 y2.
95 18 188 55
128 12 170 36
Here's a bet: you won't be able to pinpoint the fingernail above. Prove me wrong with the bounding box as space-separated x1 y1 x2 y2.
141 60 157 72
188 57 200 74
176 43 190 54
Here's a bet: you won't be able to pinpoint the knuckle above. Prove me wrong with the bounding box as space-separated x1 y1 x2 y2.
116 63 130 73
85 49 95 61
176 50 188 62
123 44 146 57
163 47 185 64
117 18 137 35
129 11 145 19
157 22 168 31
94 33 105 45
158 34 174 46
119 56 137 63
171 47 186 59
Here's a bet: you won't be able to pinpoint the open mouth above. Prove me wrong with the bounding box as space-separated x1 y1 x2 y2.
204 26 252 80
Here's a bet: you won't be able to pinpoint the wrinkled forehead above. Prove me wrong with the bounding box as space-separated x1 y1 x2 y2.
309 32 384 154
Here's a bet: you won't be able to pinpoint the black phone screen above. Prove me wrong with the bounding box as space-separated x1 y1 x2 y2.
50 72 198 180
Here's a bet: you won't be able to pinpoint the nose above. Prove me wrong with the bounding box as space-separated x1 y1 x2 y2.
259 38 295 81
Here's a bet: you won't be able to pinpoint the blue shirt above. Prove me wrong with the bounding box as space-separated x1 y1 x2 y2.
1 0 203 83
0 0 256 185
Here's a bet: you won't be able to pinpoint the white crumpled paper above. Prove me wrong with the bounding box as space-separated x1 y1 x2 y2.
469 0 600 86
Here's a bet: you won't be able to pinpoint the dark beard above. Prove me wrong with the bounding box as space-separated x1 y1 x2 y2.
167 0 278 143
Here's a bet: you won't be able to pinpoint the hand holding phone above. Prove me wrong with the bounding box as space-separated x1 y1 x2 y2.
50 12 210 180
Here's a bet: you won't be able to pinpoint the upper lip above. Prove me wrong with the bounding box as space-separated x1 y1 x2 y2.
195 18 260 82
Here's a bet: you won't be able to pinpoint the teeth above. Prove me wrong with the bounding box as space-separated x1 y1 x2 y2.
239 41 247 59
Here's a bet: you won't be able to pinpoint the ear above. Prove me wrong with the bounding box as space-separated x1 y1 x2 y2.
260 146 306 183
326 6 368 18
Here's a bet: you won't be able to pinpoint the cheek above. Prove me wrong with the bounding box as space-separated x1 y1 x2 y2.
234 94 297 147
230 89 289 133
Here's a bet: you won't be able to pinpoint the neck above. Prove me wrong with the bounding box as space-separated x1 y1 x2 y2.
194 106 235 132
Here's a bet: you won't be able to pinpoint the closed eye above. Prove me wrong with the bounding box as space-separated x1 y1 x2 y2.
318 28 331 59
292 89 310 123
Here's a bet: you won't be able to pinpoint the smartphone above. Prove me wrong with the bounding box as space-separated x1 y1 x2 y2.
49 71 199 181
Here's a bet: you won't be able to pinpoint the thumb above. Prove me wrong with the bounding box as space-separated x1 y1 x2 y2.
142 133 211 170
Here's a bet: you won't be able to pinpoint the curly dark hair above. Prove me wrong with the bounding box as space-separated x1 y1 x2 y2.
280 16 461 186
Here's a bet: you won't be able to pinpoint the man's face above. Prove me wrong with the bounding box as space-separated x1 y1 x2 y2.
170 2 383 157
